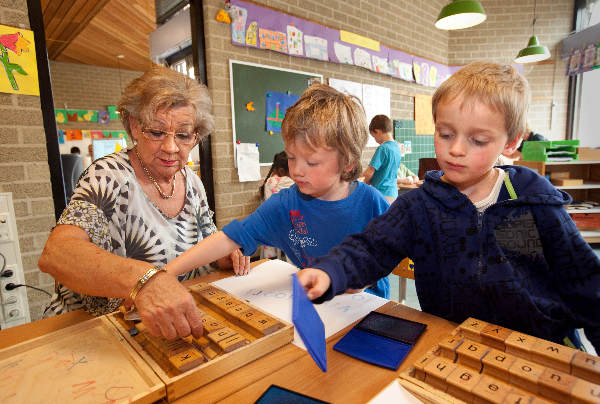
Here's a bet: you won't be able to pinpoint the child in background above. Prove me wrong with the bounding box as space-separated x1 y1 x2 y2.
259 151 294 200
167 83 391 298
397 163 420 186
362 115 402 204
298 62 600 353
259 151 294 259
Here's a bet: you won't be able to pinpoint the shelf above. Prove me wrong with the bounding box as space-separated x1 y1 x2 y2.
566 208 600 214
543 160 600 165
580 230 600 243
557 181 600 190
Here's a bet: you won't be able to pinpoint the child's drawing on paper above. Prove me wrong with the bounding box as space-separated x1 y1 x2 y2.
372 54 389 74
353 48 371 70
392 60 414 82
230 6 247 44
259 28 287 53
0 31 29 91
287 25 303 56
333 42 353 64
304 35 328 61
245 21 258 46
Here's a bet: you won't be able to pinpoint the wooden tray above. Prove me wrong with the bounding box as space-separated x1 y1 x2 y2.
108 283 294 402
0 316 164 403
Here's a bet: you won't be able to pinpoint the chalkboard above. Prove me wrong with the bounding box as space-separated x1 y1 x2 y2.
229 60 322 165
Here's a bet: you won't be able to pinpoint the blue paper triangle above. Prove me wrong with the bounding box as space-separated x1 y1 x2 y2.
292 273 327 372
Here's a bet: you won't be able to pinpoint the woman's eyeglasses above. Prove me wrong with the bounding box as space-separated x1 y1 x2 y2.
141 128 197 146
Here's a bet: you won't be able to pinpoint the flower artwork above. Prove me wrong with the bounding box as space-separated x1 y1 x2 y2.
0 25 39 96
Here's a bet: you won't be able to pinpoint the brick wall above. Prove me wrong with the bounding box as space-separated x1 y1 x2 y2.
0 2 55 321
448 0 573 139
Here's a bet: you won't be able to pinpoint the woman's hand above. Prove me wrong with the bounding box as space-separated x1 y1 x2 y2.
134 271 204 339
230 249 251 275
296 268 331 300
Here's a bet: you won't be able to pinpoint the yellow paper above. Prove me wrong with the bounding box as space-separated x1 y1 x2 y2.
415 94 435 135
339 30 380 52
0 24 39 96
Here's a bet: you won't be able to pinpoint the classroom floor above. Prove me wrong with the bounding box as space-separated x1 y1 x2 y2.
389 244 600 356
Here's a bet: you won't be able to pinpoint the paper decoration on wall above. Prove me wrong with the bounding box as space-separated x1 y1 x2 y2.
246 22 258 46
67 111 78 122
266 90 299 133
0 25 39 96
97 110 109 124
236 142 261 182
230 5 247 44
429 65 438 88
246 101 255 111
107 105 119 120
55 109 67 123
82 110 98 122
216 9 231 23
328 78 363 103
287 25 303 56
354 48 372 70
57 129 64 144
339 30 380 52
363 84 391 147
391 60 414 82
404 141 412 154
81 130 91 139
582 43 597 72
415 94 435 135
565 42 600 76
91 130 104 139
304 35 328 61
259 28 287 53
372 55 389 74
333 42 352 64
65 129 83 141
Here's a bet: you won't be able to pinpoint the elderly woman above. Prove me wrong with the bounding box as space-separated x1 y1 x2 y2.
39 66 249 339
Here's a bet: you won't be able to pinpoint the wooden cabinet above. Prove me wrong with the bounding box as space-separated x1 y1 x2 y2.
515 160 600 243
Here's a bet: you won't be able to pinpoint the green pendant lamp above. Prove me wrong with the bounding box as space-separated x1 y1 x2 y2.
515 0 550 63
435 0 486 30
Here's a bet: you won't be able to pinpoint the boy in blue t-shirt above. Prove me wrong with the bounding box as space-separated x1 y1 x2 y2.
297 62 600 353
362 115 402 204
166 83 390 298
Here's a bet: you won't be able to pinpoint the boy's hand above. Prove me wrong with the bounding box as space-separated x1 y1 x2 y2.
231 249 251 275
296 268 331 300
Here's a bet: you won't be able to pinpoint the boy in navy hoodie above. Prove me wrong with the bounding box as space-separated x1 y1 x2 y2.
298 62 600 353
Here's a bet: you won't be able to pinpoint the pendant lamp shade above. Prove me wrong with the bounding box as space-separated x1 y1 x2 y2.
514 35 551 63
435 0 486 30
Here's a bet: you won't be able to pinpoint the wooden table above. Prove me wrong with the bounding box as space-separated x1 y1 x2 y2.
0 263 457 403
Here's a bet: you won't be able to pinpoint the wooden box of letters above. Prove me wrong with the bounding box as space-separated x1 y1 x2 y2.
0 283 294 403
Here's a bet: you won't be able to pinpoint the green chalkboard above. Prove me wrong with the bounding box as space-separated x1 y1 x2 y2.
229 60 322 164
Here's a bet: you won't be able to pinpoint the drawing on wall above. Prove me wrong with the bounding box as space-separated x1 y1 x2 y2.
287 25 303 56
391 60 414 82
0 25 39 96
55 109 67 123
413 61 421 84
266 90 299 133
353 48 372 70
259 28 287 53
372 54 389 74
429 65 438 88
246 21 258 46
333 42 353 64
230 5 247 44
304 35 328 61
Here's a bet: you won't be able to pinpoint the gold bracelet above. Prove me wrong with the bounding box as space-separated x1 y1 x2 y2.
129 266 166 301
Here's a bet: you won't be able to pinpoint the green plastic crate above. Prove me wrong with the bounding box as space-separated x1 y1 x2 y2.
521 139 580 162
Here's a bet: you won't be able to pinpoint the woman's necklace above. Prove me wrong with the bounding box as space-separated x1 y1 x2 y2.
134 147 176 199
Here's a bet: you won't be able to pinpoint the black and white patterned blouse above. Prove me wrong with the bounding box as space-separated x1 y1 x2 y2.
43 150 217 317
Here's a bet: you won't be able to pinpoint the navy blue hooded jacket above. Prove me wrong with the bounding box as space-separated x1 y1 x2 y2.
312 166 600 352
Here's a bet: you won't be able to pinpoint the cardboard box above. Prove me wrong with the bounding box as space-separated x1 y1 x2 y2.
578 147 600 161
551 178 584 186
570 213 600 230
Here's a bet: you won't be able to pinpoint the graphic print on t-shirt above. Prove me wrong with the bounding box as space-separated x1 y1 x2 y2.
288 210 317 267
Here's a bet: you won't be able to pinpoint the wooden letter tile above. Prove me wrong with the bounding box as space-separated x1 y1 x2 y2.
423 357 457 392
459 317 489 342
413 352 436 381
502 391 536 404
168 348 205 372
217 334 250 353
538 367 577 403
571 378 600 404
530 339 577 374
201 315 226 333
482 348 516 381
481 324 512 350
508 357 545 392
243 314 282 336
572 351 600 385
207 327 237 344
446 365 482 403
439 336 464 361
472 375 512 404
226 302 252 317
505 331 538 361
456 339 490 371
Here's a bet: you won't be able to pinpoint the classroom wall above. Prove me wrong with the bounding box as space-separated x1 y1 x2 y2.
202 0 574 228
0 2 56 321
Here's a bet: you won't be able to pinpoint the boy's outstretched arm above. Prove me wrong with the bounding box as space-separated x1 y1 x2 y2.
166 231 249 276
297 268 332 300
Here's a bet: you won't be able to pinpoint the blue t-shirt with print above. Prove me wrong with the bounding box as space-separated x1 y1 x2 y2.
369 141 402 197
222 182 391 298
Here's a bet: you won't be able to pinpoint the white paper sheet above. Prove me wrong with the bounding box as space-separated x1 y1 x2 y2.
236 142 261 181
367 380 423 404
212 259 388 350
362 83 391 147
